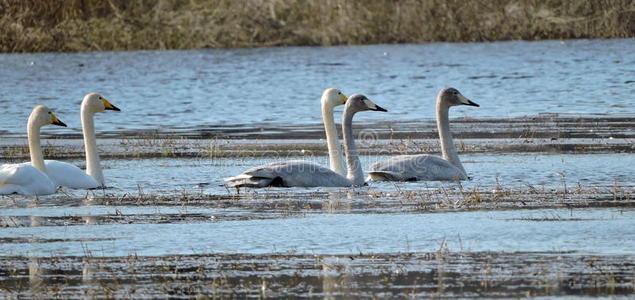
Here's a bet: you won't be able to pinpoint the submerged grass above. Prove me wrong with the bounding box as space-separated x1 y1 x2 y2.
1 115 632 159
2 181 632 224
0 251 633 298
0 135 632 160
1 0 634 52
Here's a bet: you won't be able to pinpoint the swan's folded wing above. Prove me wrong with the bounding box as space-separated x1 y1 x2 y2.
0 164 25 189
225 160 351 188
0 163 56 195
368 155 425 181
368 155 466 181
43 160 100 189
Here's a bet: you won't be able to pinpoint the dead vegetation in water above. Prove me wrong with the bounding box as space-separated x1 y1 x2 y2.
1 115 632 160
0 251 632 298
1 181 632 229
1 0 634 52
0 135 632 161
367 181 635 212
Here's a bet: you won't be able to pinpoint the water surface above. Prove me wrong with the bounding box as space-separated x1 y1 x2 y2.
0 208 632 257
1 39 634 136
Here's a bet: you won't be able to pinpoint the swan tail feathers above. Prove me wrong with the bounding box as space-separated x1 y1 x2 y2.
224 175 283 188
0 184 30 195
367 171 408 182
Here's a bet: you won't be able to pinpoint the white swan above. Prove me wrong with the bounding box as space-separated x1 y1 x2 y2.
44 93 120 189
321 88 348 176
225 94 387 188
368 88 479 181
0 105 67 195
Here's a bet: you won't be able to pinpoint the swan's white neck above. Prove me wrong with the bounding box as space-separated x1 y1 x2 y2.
27 119 46 172
436 99 467 176
81 106 104 186
342 108 365 186
321 103 346 176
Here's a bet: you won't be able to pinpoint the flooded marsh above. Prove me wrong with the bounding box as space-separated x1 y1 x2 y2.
1 40 634 297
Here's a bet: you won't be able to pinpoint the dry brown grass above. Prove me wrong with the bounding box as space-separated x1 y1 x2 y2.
1 0 634 52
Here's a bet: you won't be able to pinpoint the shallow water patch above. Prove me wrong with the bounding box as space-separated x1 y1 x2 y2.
0 208 633 257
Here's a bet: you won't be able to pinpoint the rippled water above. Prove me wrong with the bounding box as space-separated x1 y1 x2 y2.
1 208 633 257
1 39 634 136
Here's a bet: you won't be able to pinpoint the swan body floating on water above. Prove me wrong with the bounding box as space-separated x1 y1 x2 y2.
0 105 67 195
225 94 387 188
321 88 348 176
368 88 478 181
44 93 120 189
225 87 347 187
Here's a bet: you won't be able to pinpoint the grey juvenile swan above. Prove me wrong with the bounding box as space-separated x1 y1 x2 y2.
225 94 387 188
368 87 479 181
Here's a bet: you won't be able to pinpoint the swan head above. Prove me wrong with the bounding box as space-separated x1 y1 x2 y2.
439 88 479 107
29 105 67 128
345 94 388 113
82 93 120 113
321 88 348 108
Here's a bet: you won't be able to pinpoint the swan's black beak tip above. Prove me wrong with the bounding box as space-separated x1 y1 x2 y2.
106 104 121 111
466 100 479 107
373 105 388 112
53 120 67 127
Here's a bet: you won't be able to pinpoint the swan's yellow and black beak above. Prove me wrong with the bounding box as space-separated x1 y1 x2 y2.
102 98 121 111
51 112 67 127
339 92 348 104
458 94 479 107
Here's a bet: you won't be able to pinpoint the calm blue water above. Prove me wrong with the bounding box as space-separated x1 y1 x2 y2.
1 39 634 136
1 208 633 257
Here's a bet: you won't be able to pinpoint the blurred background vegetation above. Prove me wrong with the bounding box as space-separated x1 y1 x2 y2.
1 0 634 52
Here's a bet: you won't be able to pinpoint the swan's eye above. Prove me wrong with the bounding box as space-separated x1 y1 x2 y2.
98 96 102 100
